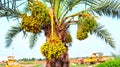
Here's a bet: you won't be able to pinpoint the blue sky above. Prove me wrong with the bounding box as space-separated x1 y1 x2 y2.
0 16 120 60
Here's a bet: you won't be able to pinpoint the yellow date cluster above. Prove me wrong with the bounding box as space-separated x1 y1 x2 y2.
21 14 41 33
21 1 50 33
40 34 66 60
77 12 98 40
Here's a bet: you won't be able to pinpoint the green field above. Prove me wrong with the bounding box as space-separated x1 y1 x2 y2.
33 64 41 67
70 63 94 67
0 64 5 67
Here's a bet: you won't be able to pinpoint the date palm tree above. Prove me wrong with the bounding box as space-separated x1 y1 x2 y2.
1 0 120 67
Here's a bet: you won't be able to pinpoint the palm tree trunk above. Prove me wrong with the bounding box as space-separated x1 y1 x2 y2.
46 49 70 67
43 23 69 67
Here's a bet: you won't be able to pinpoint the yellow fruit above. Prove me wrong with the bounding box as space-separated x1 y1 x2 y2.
21 15 41 33
77 12 98 39
40 33 66 60
21 1 51 33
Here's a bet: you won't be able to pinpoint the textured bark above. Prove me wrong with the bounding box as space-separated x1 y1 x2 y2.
43 23 70 67
46 49 69 67
42 24 51 40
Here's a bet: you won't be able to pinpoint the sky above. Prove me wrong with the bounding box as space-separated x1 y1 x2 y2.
0 1 120 60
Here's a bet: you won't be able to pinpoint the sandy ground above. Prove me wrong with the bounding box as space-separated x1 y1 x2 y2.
20 64 46 67
20 64 36 67
0 59 99 67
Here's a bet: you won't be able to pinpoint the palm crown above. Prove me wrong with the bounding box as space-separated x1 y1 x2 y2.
1 0 118 48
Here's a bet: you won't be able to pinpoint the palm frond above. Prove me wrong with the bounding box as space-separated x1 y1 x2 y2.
42 0 54 6
29 33 39 49
66 0 81 11
43 0 66 20
92 24 115 48
0 0 23 19
5 24 22 47
86 0 120 18
22 30 28 39
0 8 21 18
63 0 81 17
0 0 22 9
54 0 64 19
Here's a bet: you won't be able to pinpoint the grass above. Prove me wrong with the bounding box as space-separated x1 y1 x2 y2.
0 64 5 66
96 58 120 67
19 61 34 64
70 63 96 67
33 64 41 67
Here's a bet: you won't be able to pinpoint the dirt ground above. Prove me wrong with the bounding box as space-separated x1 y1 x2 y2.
19 59 77 67
1 58 98 67
20 64 36 67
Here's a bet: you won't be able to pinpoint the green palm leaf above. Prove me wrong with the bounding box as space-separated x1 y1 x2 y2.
62 0 81 18
66 0 81 10
92 24 115 48
86 0 120 18
0 0 24 19
0 8 21 18
29 33 40 49
5 24 22 47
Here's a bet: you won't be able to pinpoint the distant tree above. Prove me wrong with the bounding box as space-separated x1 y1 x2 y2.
19 58 29 61
37 58 42 61
29 57 36 61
